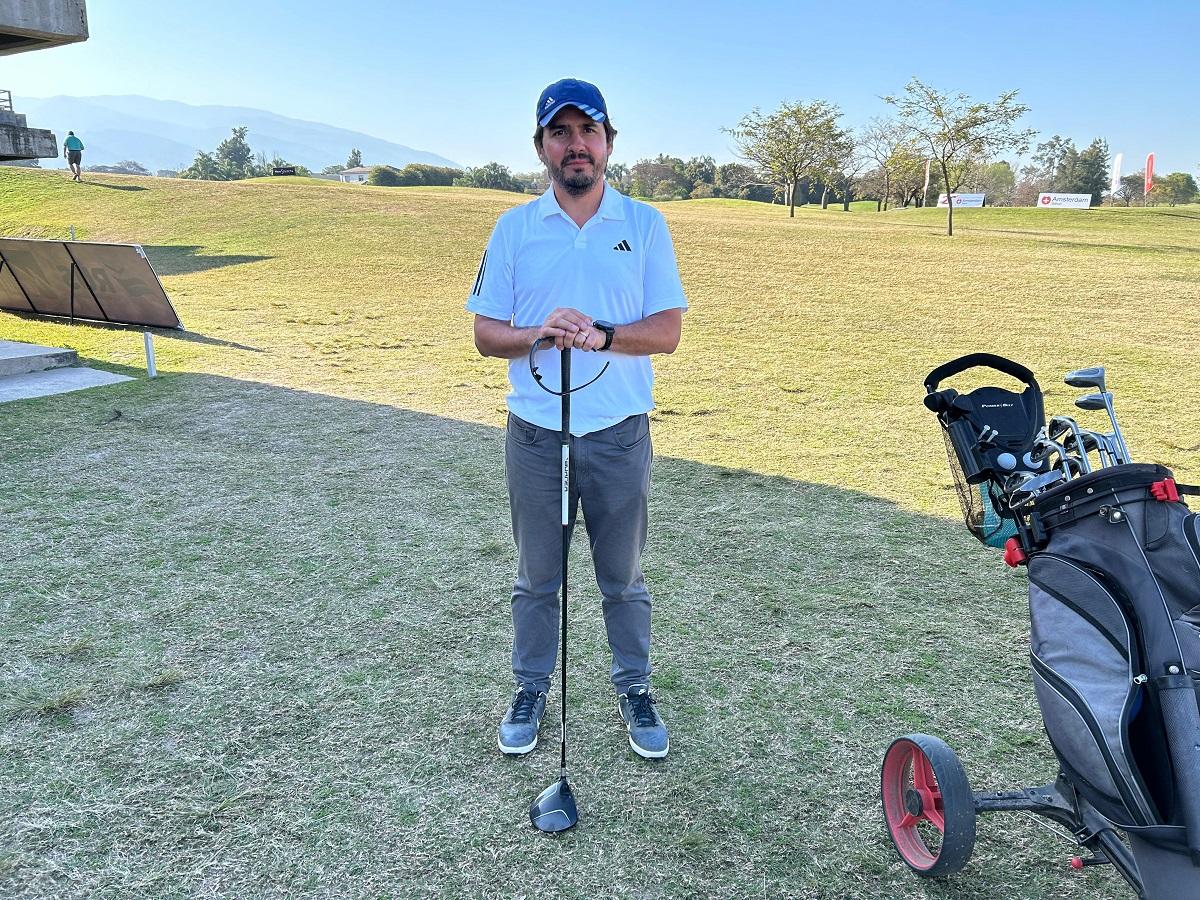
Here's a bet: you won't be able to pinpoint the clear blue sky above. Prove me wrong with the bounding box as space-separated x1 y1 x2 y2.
5 0 1197 175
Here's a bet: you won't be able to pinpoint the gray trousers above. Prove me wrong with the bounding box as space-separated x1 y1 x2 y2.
505 412 653 694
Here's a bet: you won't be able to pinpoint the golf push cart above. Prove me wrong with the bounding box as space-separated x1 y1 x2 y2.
882 353 1200 899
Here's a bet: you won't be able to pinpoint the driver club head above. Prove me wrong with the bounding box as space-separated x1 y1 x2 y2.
1065 367 1106 392
1075 392 1110 412
530 776 578 833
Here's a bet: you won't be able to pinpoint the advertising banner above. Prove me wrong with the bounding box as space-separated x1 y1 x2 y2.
1037 192 1092 209
936 193 985 208
1145 153 1155 196
1110 153 1122 195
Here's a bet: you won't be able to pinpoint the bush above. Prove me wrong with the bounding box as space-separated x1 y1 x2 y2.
368 165 402 187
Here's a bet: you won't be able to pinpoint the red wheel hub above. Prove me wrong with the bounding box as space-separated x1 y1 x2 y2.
882 739 946 869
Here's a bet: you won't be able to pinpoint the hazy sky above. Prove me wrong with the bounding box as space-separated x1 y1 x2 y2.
5 0 1197 175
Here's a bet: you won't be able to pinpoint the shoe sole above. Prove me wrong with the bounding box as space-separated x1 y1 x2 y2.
497 734 538 755
627 735 668 759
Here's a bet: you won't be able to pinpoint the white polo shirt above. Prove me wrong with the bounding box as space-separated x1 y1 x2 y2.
467 184 688 435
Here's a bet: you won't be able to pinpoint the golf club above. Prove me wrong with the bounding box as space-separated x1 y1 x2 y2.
1007 468 1066 508
526 338 608 834
1075 392 1131 463
1065 366 1107 393
1048 416 1092 474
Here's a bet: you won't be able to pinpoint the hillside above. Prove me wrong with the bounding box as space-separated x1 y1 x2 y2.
20 94 462 172
2 167 1200 900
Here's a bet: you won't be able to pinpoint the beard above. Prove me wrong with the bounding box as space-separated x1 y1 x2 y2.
548 151 606 197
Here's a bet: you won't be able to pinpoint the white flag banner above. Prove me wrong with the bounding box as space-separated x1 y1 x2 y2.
922 159 931 203
1110 153 1123 195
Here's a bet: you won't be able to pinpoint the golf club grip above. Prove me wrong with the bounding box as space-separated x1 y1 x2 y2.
924 353 1037 393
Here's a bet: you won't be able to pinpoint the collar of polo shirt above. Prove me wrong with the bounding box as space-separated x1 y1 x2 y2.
535 182 626 223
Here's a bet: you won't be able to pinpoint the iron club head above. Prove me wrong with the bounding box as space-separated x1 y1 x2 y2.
530 775 578 833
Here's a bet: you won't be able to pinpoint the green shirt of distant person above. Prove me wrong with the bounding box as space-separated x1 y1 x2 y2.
63 134 84 152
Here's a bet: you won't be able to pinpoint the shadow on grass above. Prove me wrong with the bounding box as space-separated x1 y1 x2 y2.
0 373 1108 900
79 181 148 192
0 309 261 352
142 245 272 277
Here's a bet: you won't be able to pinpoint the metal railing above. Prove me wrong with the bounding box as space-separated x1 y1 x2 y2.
0 90 12 112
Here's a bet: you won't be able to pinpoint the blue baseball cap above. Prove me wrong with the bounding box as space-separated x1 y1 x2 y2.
536 79 608 127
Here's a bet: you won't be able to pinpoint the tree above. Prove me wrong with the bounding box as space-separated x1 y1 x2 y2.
1150 172 1199 206
1114 172 1145 206
1023 135 1074 190
887 146 930 207
346 148 363 169
629 156 688 199
605 161 630 193
156 169 179 178
818 128 863 211
87 160 150 176
180 150 226 181
455 162 524 192
886 78 1034 234
858 118 915 211
725 99 846 217
965 161 1016 206
394 164 461 186
1071 138 1110 206
214 127 255 180
682 155 717 192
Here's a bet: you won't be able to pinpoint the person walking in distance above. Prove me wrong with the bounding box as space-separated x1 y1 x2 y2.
467 78 687 760
63 131 84 181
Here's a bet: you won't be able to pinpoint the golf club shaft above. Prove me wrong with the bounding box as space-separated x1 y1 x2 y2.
560 347 570 778
1102 395 1132 462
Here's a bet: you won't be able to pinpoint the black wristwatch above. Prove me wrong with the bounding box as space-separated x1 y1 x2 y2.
592 319 615 351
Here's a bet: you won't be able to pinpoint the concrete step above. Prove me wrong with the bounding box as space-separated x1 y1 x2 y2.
0 340 78 377
0 366 134 404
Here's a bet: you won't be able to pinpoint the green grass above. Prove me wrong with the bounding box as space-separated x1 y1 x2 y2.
2 167 1199 899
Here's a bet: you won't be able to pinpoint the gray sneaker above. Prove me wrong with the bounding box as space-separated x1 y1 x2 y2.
498 687 547 755
618 684 669 759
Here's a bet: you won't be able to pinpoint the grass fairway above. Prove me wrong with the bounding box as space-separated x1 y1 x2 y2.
2 167 1199 899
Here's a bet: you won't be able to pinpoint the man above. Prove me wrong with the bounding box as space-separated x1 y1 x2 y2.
63 131 84 181
467 78 686 760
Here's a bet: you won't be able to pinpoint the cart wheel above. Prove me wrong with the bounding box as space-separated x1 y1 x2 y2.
881 734 976 876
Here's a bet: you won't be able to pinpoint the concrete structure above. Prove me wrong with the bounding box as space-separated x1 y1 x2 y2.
0 340 133 404
0 1 88 55
0 97 58 161
0 1 89 161
339 166 371 184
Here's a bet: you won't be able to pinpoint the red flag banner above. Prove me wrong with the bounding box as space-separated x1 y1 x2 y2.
1145 153 1155 196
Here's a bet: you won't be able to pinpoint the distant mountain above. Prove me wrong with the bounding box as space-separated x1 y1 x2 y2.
20 95 462 173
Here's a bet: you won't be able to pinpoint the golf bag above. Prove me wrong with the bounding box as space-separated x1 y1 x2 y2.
915 353 1200 898
1020 463 1200 897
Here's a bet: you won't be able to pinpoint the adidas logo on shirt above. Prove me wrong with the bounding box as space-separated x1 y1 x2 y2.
613 240 632 252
